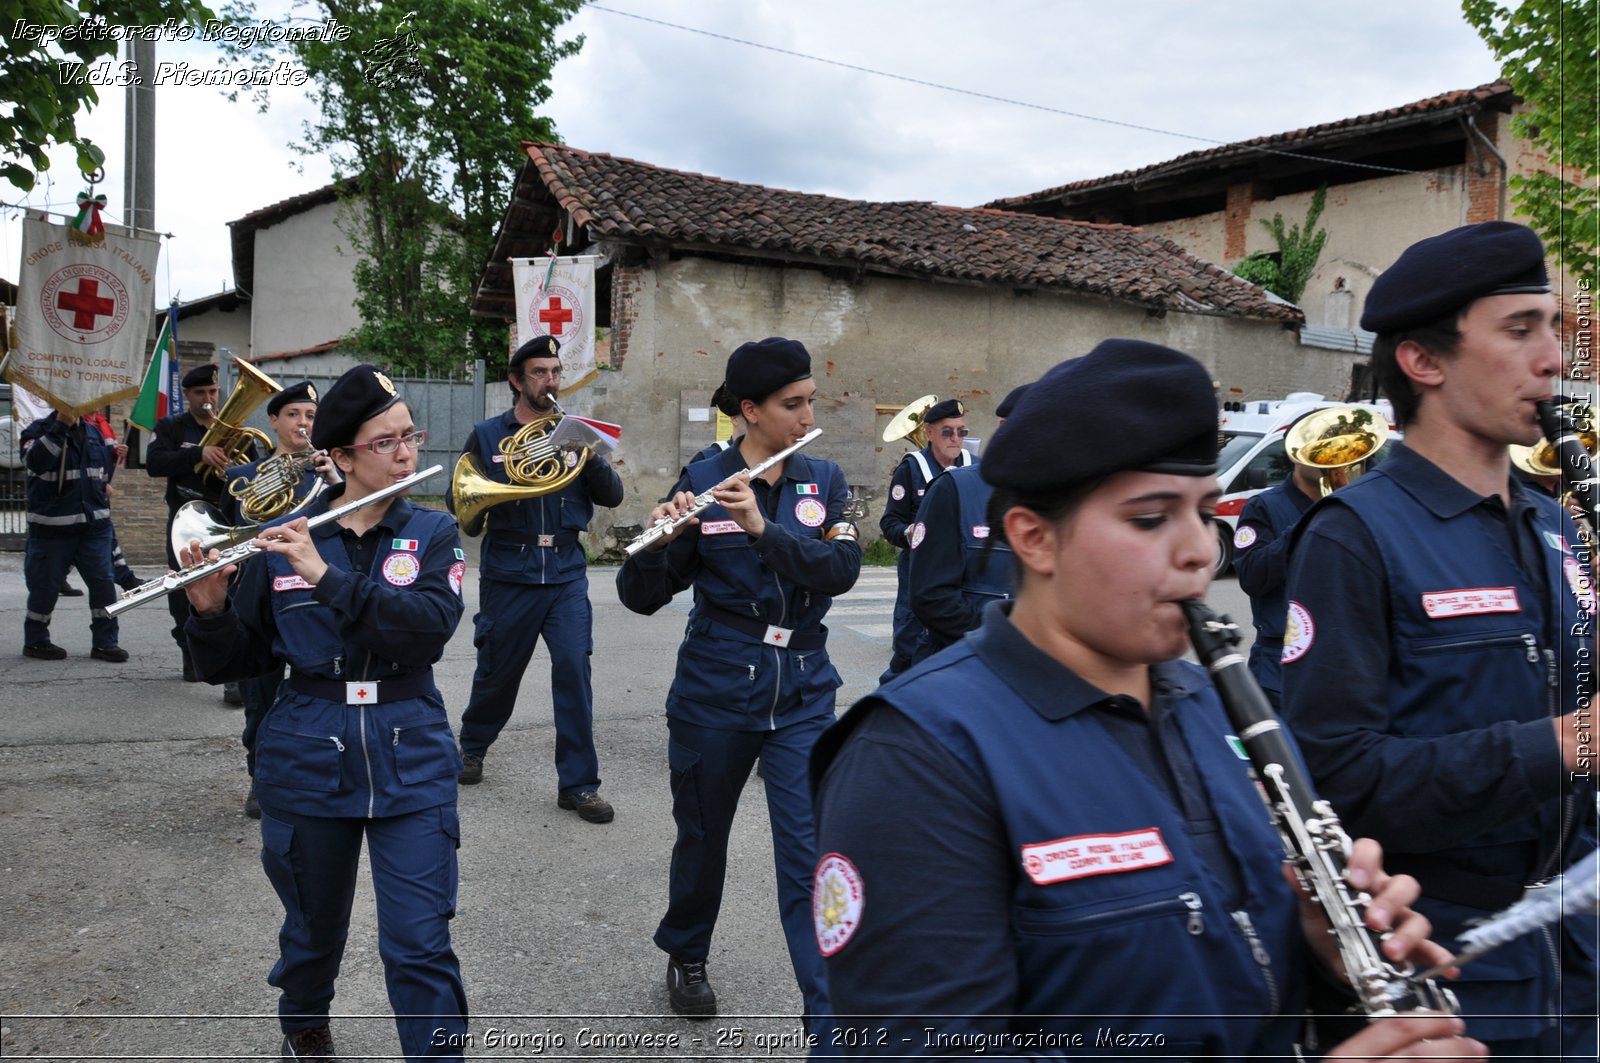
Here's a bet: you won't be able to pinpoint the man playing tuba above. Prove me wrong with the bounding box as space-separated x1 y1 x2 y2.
447 335 624 822
146 364 259 682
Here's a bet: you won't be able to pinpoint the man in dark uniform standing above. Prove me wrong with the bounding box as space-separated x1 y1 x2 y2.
1231 440 1325 709
905 386 1025 664
1282 222 1598 1059
450 335 624 823
20 407 127 662
146 364 254 681
878 398 972 682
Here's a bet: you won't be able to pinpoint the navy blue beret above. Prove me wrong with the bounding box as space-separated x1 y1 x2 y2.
983 339 1217 492
996 384 1030 419
1361 221 1550 333
510 334 560 370
267 380 318 417
721 337 812 407
182 364 217 389
311 364 402 450
923 398 965 424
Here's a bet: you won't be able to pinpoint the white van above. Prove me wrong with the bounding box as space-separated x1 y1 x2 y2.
1212 392 1399 574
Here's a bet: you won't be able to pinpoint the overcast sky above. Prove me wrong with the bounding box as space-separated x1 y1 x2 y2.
2 0 1508 310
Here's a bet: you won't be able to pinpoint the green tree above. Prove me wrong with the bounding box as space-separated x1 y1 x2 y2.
1463 0 1598 290
219 0 583 374
1232 185 1330 305
2 1 214 193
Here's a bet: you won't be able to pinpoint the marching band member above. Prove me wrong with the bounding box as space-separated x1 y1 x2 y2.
1231 429 1326 710
878 397 972 682
813 340 1478 1059
448 334 624 820
220 380 339 819
146 364 256 681
20 406 127 662
617 337 859 1027
1281 222 1598 1059
181 364 467 1062
905 385 1027 663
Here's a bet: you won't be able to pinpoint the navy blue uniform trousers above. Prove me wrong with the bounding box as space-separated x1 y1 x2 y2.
457 576 599 794
25 524 118 649
259 801 465 1060
655 713 831 1023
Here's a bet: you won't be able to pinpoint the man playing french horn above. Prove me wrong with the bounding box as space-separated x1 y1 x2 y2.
222 380 343 818
447 334 623 822
146 363 258 683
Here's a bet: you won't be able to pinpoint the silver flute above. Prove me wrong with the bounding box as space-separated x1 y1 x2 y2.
108 465 443 617
625 429 822 556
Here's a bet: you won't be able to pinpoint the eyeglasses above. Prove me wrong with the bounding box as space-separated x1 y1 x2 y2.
344 430 428 455
938 427 971 439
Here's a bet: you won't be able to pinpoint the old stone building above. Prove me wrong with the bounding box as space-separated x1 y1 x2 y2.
472 143 1352 546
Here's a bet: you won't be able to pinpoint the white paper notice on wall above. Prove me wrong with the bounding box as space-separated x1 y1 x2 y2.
687 407 711 422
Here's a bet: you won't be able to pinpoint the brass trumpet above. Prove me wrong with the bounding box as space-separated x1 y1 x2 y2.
1285 406 1390 496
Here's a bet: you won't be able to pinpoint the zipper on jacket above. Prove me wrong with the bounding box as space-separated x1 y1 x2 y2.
327 736 345 752
1522 633 1541 665
1232 908 1280 1014
332 656 342 677
392 726 402 747
360 707 375 818
769 571 788 730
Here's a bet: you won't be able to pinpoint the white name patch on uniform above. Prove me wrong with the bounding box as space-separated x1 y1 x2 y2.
273 575 313 592
1020 828 1172 885
1419 587 1520 618
700 520 742 536
972 524 990 539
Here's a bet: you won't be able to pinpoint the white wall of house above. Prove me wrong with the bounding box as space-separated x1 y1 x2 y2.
575 255 1351 545
249 199 363 357
175 303 252 364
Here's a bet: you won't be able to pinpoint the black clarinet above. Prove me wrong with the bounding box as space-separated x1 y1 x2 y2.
1180 599 1458 1017
1535 399 1599 533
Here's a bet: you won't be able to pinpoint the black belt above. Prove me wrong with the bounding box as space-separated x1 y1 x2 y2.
287 670 436 705
701 605 828 651
1387 854 1531 910
490 530 579 548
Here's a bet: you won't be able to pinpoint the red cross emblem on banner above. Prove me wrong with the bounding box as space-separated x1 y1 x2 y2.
539 296 574 333
57 278 116 330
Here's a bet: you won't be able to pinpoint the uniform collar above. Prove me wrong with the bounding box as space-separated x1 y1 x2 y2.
1378 443 1530 519
969 600 1206 722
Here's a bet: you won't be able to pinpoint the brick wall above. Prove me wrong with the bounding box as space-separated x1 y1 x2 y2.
1224 182 1255 262
1464 110 1504 225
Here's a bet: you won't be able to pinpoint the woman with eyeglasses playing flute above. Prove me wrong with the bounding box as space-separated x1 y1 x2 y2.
180 364 468 1063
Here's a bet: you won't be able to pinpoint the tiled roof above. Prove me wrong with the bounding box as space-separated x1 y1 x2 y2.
227 179 357 299
986 81 1515 211
472 143 1300 323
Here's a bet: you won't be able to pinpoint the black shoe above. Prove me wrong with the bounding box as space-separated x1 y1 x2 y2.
181 652 198 683
117 572 143 591
459 752 484 785
755 756 766 780
244 781 261 820
281 1025 337 1061
90 646 130 663
223 682 244 706
667 956 717 1018
558 789 614 823
23 643 67 661
59 582 84 597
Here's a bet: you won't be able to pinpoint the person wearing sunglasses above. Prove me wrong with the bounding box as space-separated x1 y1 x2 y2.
878 398 973 684
447 334 624 822
181 364 469 1061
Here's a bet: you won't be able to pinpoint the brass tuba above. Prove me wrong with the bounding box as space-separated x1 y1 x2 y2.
194 358 281 480
450 397 592 537
881 395 939 448
1285 406 1390 496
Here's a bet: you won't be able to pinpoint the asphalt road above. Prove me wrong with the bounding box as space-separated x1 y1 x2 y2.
0 543 1251 1061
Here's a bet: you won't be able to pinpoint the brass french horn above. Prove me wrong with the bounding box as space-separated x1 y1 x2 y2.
1285 406 1390 496
882 395 939 448
451 394 592 537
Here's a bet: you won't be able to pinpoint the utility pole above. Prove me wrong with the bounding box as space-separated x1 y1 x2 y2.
123 39 156 235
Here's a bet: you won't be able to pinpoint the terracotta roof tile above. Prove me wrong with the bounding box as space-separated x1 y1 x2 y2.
987 81 1515 210
473 143 1299 323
